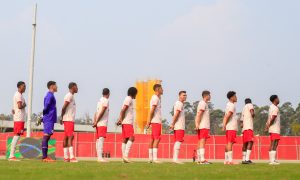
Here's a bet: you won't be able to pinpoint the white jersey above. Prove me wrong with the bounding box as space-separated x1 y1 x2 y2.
62 92 76 122
268 104 280 134
96 97 110 127
197 100 210 129
13 91 26 122
225 102 238 131
150 94 162 124
173 101 185 130
241 103 254 132
122 96 134 125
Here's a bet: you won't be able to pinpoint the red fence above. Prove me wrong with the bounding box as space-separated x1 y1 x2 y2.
1 132 300 160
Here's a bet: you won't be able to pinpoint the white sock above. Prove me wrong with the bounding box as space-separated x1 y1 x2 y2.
125 141 133 158
225 152 228 162
227 151 233 162
197 149 201 162
64 148 69 159
122 143 126 157
200 148 205 162
69 146 74 159
270 151 276 162
98 137 105 160
149 149 153 161
9 136 20 158
173 141 181 162
153 148 158 161
96 139 99 158
246 150 252 161
242 151 246 161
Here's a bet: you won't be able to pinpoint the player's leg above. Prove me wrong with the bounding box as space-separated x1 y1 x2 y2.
242 142 248 163
227 142 234 163
148 138 154 163
269 140 275 164
9 122 24 161
246 141 253 163
172 130 184 164
63 136 69 161
272 139 280 164
122 138 128 158
152 139 161 163
97 136 106 162
198 138 206 163
123 136 134 163
69 135 78 162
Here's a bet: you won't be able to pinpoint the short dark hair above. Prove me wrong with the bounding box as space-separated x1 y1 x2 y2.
245 98 252 104
153 84 162 91
179 91 186 96
202 90 210 97
227 91 236 99
47 81 56 89
270 95 278 102
68 82 77 89
128 87 138 97
102 88 110 96
17 81 25 88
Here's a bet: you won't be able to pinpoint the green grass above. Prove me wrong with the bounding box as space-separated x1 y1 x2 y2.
0 160 300 180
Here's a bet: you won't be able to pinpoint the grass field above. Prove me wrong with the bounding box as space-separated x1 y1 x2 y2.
0 160 300 180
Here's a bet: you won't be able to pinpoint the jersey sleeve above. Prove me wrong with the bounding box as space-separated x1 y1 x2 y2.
16 93 22 102
64 93 72 103
123 97 131 107
151 96 159 106
248 104 254 111
198 101 206 112
175 102 183 112
102 98 109 108
271 107 279 116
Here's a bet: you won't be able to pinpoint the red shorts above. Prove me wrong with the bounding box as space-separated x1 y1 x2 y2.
226 130 237 144
243 129 254 143
14 121 25 135
197 129 210 140
151 123 162 140
122 124 134 139
174 130 185 142
96 126 107 138
270 133 281 141
64 121 74 137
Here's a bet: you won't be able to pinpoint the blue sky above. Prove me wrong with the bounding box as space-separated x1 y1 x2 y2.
0 0 299 130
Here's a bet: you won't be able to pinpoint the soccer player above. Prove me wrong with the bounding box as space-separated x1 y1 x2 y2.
9 81 26 161
93 88 110 163
194 90 212 165
265 95 281 165
170 91 187 164
240 98 255 164
145 84 163 164
222 91 238 165
117 87 138 163
60 82 78 163
42 81 58 162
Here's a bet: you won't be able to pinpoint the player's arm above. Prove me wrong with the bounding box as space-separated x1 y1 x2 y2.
145 105 156 129
265 115 277 131
222 111 233 131
60 101 70 124
17 101 26 109
93 106 107 127
43 96 52 115
250 109 255 118
194 110 204 130
117 105 129 125
170 110 181 130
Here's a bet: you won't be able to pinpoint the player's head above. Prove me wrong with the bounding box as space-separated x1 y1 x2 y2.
47 81 57 92
227 91 237 102
202 90 211 101
178 91 187 102
17 81 26 93
245 98 252 105
128 87 138 99
69 82 78 94
153 84 163 95
102 88 110 98
270 95 279 105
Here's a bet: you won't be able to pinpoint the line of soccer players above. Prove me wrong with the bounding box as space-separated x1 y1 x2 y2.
9 81 281 165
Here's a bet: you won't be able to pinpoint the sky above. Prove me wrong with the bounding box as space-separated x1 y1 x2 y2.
0 0 300 131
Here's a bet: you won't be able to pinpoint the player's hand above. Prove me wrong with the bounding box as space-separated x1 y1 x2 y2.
145 123 150 130
23 102 27 108
11 109 15 115
222 126 226 131
116 120 122 126
92 122 97 128
194 126 199 132
169 124 174 130
60 118 63 125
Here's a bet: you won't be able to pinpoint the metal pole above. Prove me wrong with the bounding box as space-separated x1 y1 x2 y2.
27 4 37 137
